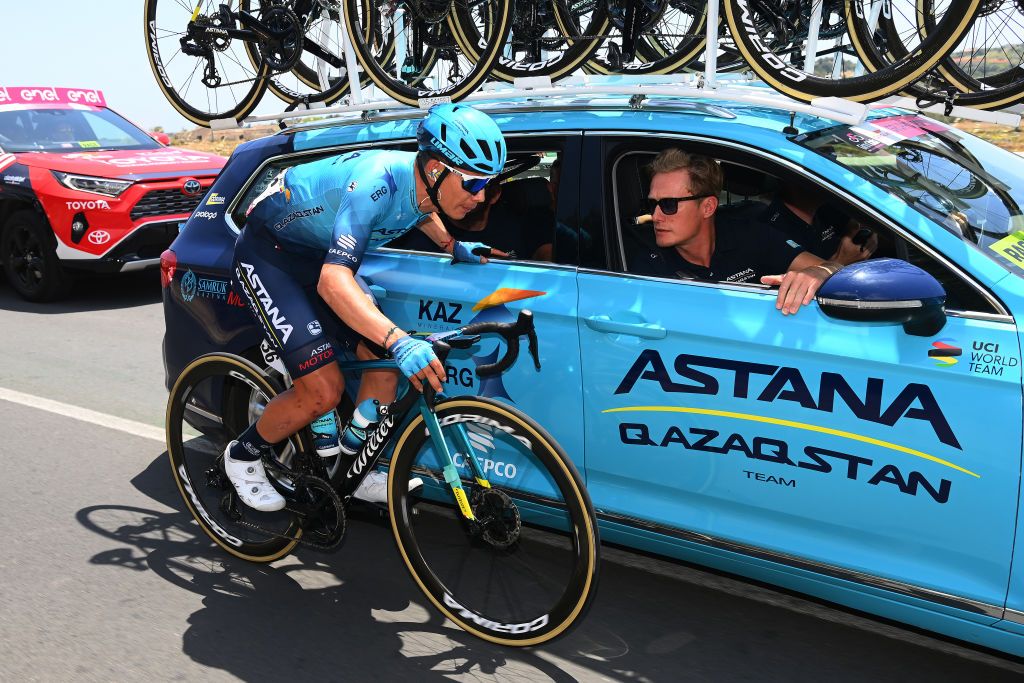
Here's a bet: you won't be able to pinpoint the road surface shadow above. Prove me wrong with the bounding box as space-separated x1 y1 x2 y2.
73 454 1024 682
0 269 161 313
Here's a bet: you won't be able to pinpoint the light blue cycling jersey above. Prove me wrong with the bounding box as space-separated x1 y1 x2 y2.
248 149 428 270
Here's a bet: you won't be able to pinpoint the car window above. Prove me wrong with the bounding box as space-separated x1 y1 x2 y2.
229 141 417 229
606 140 997 314
795 114 1024 284
386 135 570 264
0 106 159 152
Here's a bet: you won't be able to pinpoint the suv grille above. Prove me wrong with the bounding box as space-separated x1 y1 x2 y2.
131 189 202 221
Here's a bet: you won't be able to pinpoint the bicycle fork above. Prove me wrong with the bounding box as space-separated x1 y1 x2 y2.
419 402 494 523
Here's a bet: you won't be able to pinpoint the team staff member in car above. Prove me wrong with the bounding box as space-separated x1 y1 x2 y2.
224 104 507 512
637 149 841 314
762 179 878 265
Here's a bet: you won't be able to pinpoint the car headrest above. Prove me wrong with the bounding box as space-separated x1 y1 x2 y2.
722 163 776 198
498 176 551 212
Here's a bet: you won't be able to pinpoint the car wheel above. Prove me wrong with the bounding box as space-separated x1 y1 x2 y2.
1 210 72 302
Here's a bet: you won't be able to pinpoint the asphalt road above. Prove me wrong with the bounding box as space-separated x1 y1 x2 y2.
1 271 1023 682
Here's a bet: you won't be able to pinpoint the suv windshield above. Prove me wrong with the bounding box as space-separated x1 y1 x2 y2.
794 113 1024 279
0 106 160 153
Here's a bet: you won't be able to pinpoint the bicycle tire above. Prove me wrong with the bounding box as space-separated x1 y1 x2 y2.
449 0 608 83
387 396 599 646
241 0 379 106
167 353 311 562
144 0 270 126
915 0 1024 109
726 0 982 102
554 0 710 76
343 0 513 106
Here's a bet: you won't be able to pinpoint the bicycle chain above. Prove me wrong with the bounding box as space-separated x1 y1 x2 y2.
229 474 347 551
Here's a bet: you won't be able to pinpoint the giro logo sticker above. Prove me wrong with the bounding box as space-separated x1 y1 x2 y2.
87 230 111 245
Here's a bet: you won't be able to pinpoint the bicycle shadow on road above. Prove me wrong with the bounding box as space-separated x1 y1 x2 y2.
74 453 1024 682
0 270 161 313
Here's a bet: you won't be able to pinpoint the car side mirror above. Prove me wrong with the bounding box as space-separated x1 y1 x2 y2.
150 131 171 146
815 257 947 337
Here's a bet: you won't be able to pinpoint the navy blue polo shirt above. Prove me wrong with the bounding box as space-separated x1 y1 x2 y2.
762 196 848 261
636 216 804 283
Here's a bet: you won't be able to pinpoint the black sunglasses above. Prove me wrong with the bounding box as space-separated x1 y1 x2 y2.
646 194 711 216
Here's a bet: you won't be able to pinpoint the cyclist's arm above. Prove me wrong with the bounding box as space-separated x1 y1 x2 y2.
415 213 457 255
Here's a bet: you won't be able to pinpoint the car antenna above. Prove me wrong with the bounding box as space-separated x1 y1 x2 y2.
783 112 799 136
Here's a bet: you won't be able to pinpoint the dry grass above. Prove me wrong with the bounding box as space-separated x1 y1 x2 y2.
168 124 279 156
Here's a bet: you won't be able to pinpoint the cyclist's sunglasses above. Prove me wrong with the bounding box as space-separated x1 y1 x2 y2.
440 161 495 194
647 194 711 216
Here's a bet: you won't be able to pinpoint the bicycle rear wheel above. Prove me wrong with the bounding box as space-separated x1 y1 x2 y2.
343 0 513 106
144 0 270 126
726 0 981 102
387 396 599 646
166 353 312 562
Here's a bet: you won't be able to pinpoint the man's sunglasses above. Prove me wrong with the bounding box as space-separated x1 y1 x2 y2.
440 161 495 194
646 194 711 216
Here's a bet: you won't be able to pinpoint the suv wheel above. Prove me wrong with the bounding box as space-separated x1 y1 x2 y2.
1 210 72 302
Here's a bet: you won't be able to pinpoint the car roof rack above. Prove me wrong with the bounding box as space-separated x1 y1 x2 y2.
217 73 877 132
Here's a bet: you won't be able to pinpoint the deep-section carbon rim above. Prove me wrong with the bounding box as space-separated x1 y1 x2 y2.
166 353 304 562
388 397 599 646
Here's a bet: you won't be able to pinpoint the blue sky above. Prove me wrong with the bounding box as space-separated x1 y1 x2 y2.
1 2 288 132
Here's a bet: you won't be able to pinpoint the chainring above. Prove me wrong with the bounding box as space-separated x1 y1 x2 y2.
258 6 305 72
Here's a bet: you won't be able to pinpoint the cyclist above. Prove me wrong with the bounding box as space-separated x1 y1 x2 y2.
226 103 507 511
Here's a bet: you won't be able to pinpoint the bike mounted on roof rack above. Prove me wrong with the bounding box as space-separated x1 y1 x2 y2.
199 2 1022 133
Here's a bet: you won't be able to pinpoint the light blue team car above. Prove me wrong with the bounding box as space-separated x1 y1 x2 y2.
162 86 1024 656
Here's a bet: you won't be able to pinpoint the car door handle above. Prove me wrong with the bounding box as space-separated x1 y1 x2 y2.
584 315 667 339
368 285 388 300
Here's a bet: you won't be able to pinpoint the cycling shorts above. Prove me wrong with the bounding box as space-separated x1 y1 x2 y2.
231 225 376 380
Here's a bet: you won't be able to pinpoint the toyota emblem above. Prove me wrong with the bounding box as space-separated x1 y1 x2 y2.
87 230 111 245
182 178 202 196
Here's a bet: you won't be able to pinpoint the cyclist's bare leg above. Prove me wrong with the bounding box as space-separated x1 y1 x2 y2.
254 361 345 442
352 340 399 408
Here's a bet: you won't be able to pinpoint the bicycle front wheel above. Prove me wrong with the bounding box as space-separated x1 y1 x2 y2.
387 397 599 646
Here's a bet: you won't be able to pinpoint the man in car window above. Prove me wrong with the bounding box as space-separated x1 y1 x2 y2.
637 148 842 314
762 180 878 265
224 103 507 512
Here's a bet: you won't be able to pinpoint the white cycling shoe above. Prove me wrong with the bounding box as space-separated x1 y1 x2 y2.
223 442 286 512
352 470 423 505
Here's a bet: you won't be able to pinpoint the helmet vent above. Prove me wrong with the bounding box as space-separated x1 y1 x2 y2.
439 123 448 141
460 139 475 161
477 139 493 161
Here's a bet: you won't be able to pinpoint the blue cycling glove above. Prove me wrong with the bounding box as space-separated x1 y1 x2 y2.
389 335 439 381
451 240 491 264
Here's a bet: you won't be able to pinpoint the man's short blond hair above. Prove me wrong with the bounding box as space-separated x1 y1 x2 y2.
647 149 722 197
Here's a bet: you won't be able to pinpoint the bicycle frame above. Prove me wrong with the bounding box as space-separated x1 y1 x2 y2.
331 354 490 522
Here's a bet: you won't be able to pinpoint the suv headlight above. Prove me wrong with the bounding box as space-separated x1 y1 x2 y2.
52 171 133 197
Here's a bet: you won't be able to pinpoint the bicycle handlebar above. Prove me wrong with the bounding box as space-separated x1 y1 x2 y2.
430 310 541 378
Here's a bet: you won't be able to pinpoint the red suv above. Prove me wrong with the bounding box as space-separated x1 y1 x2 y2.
0 86 226 301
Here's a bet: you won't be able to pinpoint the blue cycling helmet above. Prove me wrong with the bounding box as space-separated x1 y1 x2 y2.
417 103 506 176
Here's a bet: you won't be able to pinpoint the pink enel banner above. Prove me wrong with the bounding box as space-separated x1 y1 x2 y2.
0 86 106 107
